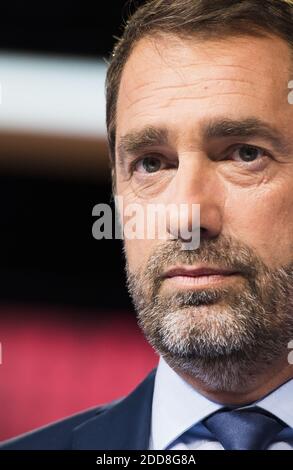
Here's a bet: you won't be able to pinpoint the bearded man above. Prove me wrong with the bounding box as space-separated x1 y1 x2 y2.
1 0 293 450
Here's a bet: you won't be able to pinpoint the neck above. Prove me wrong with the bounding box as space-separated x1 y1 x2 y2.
172 357 293 406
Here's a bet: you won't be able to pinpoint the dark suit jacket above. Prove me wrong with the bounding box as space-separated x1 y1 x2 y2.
0 368 157 450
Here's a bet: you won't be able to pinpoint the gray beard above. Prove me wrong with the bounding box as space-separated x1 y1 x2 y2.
125 238 293 392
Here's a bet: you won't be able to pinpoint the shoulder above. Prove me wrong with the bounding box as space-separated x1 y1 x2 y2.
0 399 122 450
0 367 157 450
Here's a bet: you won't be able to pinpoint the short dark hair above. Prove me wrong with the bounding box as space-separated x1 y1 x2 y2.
106 0 293 170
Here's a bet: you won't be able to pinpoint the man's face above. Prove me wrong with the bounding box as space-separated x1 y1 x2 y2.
114 33 293 390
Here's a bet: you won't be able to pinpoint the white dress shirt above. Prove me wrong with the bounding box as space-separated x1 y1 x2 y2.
149 356 293 450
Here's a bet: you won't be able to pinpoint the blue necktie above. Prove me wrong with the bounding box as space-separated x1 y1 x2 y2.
203 406 287 450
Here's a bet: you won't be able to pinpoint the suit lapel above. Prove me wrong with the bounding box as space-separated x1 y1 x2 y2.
73 368 157 449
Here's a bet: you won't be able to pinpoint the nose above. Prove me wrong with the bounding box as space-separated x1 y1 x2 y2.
165 154 224 242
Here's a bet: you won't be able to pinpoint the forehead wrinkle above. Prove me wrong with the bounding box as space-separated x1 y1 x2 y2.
148 78 257 93
160 62 260 76
158 92 264 104
121 70 276 112
123 89 264 114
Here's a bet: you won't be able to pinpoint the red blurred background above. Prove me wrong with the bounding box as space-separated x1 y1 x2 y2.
0 304 157 441
0 0 158 443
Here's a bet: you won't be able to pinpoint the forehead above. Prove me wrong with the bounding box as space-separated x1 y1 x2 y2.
116 34 292 142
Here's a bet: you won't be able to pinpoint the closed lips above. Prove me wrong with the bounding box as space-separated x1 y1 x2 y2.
162 267 238 278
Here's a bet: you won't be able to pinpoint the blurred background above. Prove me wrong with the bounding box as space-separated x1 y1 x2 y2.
0 0 157 440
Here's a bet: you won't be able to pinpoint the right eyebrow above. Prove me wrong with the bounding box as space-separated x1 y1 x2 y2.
117 126 169 168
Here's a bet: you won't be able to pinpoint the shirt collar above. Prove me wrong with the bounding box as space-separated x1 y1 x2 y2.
255 379 293 428
151 355 293 450
151 356 222 450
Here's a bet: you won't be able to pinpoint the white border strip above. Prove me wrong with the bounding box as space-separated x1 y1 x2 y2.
0 53 107 138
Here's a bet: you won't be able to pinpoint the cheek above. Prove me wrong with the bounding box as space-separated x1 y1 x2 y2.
124 238 158 272
224 186 293 267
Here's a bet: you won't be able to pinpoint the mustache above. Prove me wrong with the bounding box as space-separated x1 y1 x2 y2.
142 235 266 282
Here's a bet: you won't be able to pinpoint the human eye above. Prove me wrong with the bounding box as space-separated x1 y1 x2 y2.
227 144 272 168
131 154 168 174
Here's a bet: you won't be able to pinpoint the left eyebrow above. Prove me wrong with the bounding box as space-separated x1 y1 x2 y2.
202 117 291 155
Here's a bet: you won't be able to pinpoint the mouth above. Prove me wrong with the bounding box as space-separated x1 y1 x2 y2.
161 265 240 288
